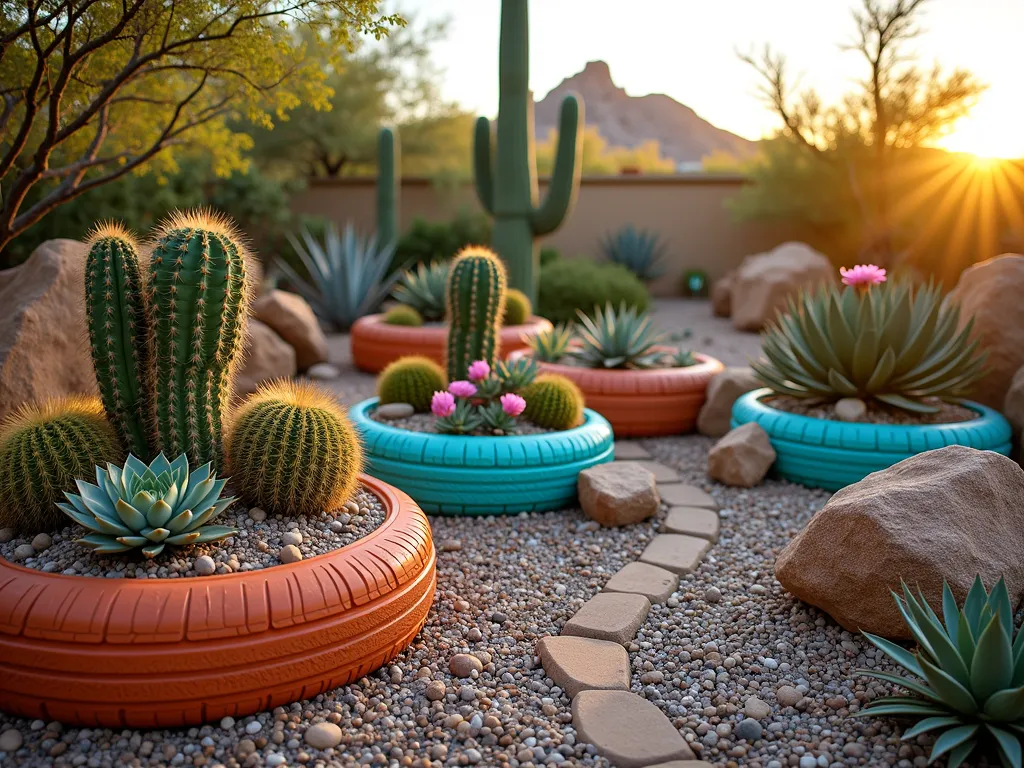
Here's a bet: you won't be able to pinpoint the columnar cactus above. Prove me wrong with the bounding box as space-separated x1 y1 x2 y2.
147 210 249 466
473 0 583 302
84 223 153 457
377 126 400 246
445 247 507 382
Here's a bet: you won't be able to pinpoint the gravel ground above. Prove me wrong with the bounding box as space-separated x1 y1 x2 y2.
371 411 554 436
767 394 977 425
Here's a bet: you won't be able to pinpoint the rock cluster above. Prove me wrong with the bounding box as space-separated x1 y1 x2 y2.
730 242 834 332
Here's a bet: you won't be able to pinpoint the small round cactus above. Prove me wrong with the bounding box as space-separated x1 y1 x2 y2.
521 374 585 430
226 380 363 516
503 288 532 326
384 304 424 327
0 396 123 531
378 356 446 412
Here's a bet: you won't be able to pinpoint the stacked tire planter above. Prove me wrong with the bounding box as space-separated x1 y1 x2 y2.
350 398 614 515
350 314 554 374
731 388 1013 491
0 475 436 728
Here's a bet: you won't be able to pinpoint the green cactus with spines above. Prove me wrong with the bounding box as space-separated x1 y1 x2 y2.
503 287 532 326
226 380 363 516
473 0 582 303
377 126 400 247
384 304 423 327
521 374 584 430
445 246 507 382
378 356 446 412
147 210 250 467
84 223 153 458
0 396 123 531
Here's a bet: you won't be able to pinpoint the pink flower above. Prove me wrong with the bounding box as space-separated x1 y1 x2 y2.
500 393 526 417
448 380 477 398
467 360 490 381
839 264 887 287
431 391 456 418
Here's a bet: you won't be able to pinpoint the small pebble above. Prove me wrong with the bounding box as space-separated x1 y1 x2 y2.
449 653 483 677
194 555 216 576
303 722 342 749
31 533 52 551
248 508 267 522
279 545 303 564
282 531 302 546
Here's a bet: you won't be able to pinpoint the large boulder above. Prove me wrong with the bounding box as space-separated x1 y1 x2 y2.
711 270 735 318
775 446 1024 638
578 462 659 527
731 242 833 332
0 240 95 420
252 289 327 372
233 319 296 398
707 422 775 487
948 254 1024 409
697 367 762 437
1005 365 1024 460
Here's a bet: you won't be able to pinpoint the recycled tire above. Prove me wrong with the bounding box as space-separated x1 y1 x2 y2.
521 352 724 437
350 314 553 374
731 388 1014 491
350 399 614 515
0 475 436 729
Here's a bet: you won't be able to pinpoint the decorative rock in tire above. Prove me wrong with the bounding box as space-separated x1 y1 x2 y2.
350 313 553 374
0 475 435 728
349 398 614 515
731 388 1013 491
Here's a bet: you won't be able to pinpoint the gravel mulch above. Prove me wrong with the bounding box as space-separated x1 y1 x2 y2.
766 394 977 424
371 411 554 436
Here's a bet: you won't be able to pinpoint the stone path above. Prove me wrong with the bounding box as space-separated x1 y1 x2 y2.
536 440 717 767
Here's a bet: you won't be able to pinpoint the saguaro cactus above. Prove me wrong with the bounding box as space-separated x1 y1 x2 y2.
377 126 400 246
445 246 506 382
147 210 249 466
473 0 583 303
84 223 152 457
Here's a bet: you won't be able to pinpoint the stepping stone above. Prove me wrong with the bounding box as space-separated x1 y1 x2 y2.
603 562 679 603
572 690 696 768
640 534 712 575
537 635 630 698
645 762 714 768
630 461 680 484
562 592 650 645
614 440 651 460
664 506 720 542
659 484 718 509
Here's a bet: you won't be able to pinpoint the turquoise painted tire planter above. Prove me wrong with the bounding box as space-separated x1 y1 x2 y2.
350 399 614 515
731 388 1013 492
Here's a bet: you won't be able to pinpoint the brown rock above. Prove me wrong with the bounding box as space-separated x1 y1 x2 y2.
697 367 762 437
233 319 297 397
707 422 776 487
578 462 659 527
711 270 735 317
0 240 95 420
1005 365 1024 457
775 445 1024 638
562 592 651 645
537 635 631 698
731 242 834 332
252 289 328 371
949 254 1024 409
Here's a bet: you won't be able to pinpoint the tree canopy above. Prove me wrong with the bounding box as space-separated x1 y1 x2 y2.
536 126 676 176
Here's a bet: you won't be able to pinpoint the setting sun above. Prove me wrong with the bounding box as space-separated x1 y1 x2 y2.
938 95 1024 160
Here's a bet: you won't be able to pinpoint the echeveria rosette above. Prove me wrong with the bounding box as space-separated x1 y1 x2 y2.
435 399 484 435
856 577 1024 768
59 453 237 558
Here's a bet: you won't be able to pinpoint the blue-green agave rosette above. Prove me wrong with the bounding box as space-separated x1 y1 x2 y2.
58 453 237 558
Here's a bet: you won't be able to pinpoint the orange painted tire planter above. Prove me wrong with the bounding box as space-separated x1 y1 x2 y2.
520 352 725 437
0 475 435 729
350 313 553 373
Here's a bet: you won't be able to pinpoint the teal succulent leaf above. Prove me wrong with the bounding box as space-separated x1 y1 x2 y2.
571 302 668 370
987 725 1023 768
930 725 980 763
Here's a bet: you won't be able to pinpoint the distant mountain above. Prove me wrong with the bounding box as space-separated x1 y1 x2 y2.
534 60 755 167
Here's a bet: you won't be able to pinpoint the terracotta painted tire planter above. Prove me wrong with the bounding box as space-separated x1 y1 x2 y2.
0 475 435 729
513 352 724 437
350 398 614 516
350 313 553 374
731 388 1013 491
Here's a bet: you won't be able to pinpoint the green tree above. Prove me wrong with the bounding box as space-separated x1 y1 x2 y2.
0 1 400 264
536 126 675 176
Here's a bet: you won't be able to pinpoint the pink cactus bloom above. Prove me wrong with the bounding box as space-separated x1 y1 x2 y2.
500 393 527 417
467 360 490 381
431 391 456 418
448 380 477 398
840 264 887 287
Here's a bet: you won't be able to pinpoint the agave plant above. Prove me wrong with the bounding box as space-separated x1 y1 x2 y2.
857 578 1024 768
391 261 449 322
601 224 667 282
278 222 399 331
571 302 667 369
527 323 574 363
59 453 237 558
753 280 987 413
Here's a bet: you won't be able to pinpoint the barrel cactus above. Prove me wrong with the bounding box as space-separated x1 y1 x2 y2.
226 380 363 516
503 288 532 326
147 210 250 466
384 304 424 327
0 397 123 531
85 222 153 457
378 356 446 412
446 246 506 382
521 374 584 430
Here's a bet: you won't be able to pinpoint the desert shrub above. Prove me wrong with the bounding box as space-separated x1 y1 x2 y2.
537 260 650 325
392 209 491 273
